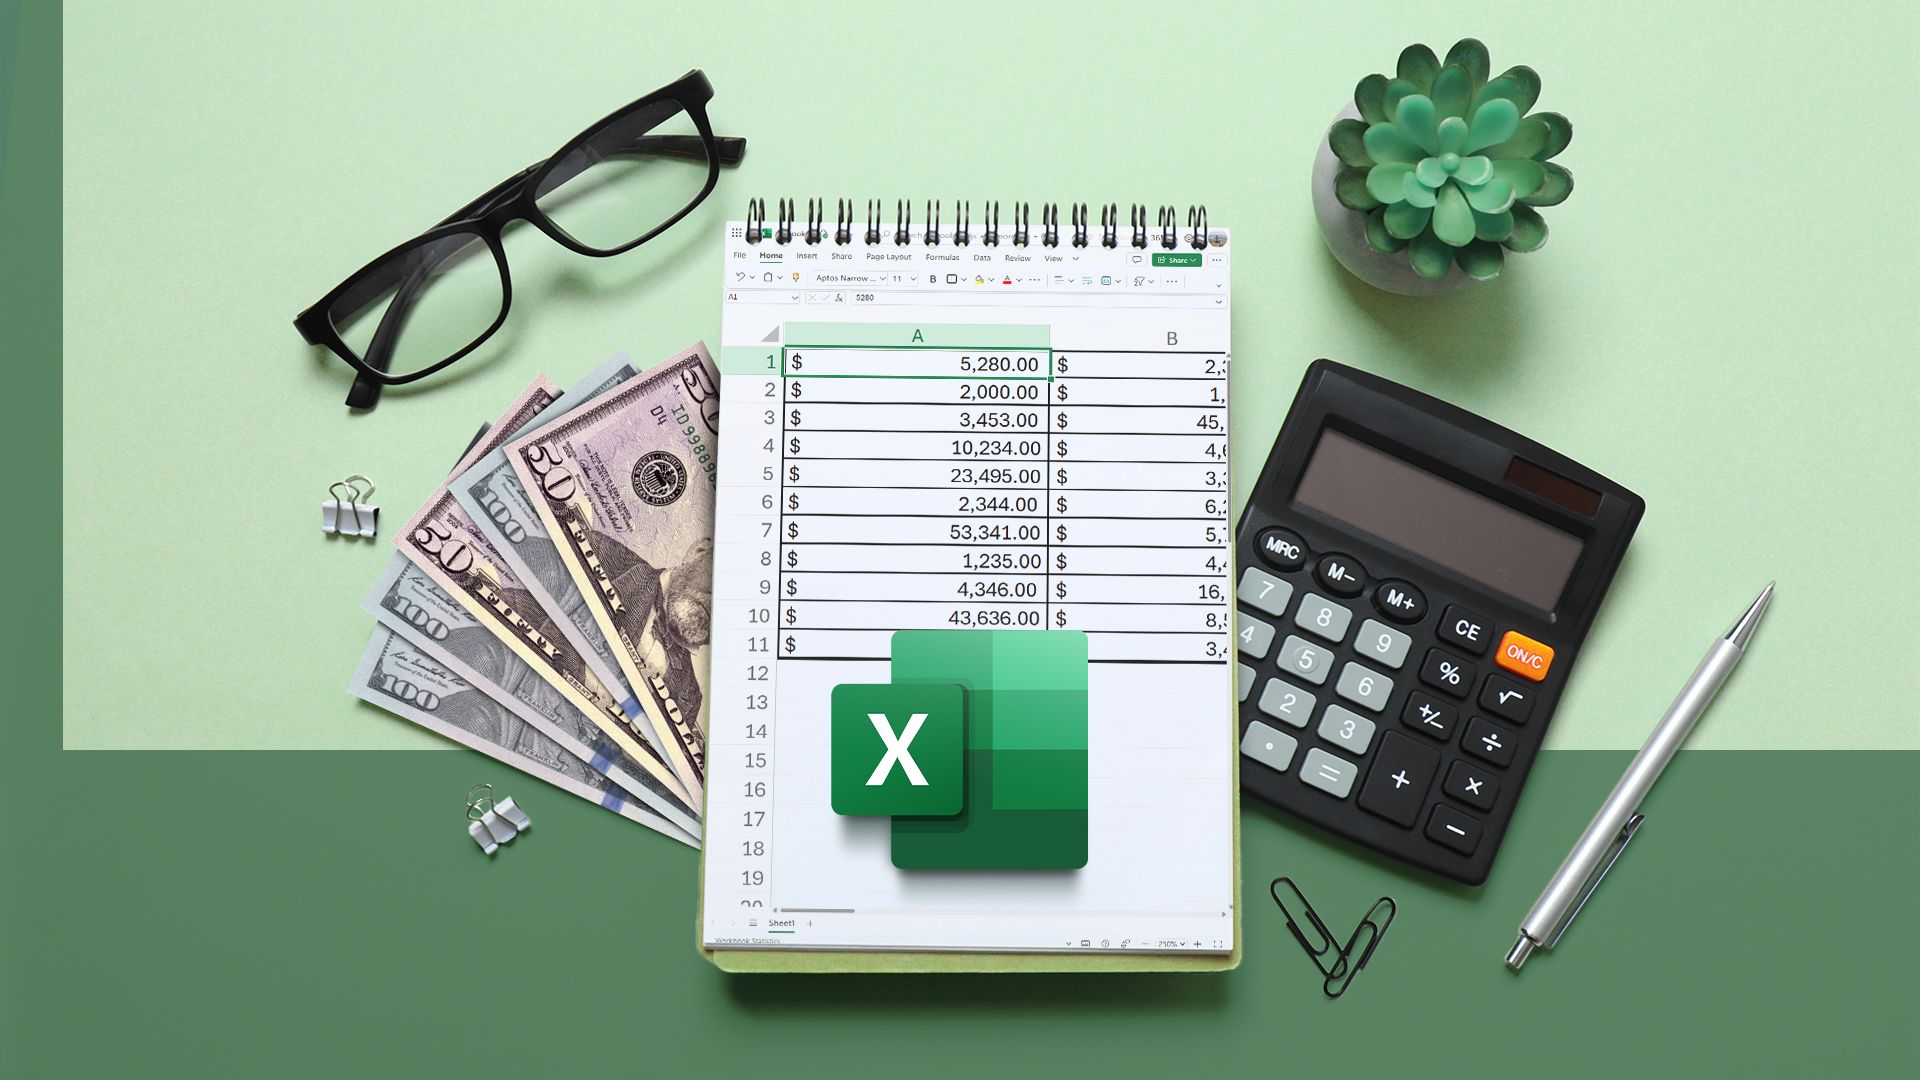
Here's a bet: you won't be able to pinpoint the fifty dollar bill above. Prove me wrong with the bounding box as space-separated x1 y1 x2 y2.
396 377 690 805
504 343 718 802
449 351 652 743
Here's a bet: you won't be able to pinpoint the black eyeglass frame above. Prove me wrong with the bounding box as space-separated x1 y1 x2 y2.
294 69 745 408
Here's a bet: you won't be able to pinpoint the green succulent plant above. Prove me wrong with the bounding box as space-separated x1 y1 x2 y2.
1329 38 1572 281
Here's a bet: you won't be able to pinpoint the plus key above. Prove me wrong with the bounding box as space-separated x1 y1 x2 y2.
1357 732 1439 828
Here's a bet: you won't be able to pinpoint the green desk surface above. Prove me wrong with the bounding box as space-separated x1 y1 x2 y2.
10 2 1919 1075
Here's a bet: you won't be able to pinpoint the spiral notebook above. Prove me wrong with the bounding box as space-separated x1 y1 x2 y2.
700 199 1239 971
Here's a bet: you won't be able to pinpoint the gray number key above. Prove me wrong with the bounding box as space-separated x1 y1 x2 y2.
1241 720 1300 774
1275 634 1333 685
1237 567 1294 618
1300 748 1359 798
1237 663 1256 702
1237 612 1276 659
1318 703 1378 754
1355 618 1412 669
1335 661 1394 713
1293 592 1353 643
1257 678 1316 729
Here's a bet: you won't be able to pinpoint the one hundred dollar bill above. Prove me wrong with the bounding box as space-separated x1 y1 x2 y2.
449 352 651 742
351 623 696 848
395 377 688 805
504 344 717 802
363 552 699 836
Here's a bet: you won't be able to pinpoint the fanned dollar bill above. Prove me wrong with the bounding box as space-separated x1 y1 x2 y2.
351 624 696 848
363 553 699 836
396 377 689 806
504 344 718 802
450 351 652 743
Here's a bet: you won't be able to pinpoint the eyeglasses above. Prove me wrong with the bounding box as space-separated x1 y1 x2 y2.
295 69 744 409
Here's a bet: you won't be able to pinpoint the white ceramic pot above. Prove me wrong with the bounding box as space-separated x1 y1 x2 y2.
1312 103 1473 296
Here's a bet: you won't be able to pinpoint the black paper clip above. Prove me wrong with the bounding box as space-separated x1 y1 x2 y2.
1270 877 1397 1000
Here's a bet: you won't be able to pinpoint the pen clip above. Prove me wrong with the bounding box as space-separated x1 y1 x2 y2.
1546 812 1644 949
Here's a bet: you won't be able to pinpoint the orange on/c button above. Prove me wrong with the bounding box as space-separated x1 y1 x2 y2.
1495 631 1555 682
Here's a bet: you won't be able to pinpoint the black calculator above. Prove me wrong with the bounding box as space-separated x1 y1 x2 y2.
1235 360 1642 884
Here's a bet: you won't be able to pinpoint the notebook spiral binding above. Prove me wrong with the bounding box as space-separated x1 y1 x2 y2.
746 199 1213 251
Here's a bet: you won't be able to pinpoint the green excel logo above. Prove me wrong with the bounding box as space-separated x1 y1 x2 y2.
830 629 1089 870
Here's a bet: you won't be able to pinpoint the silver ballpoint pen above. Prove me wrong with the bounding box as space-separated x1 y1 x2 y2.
1505 582 1774 972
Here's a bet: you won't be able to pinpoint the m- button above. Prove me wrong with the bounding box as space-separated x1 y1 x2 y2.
1495 630 1555 682
1314 553 1365 598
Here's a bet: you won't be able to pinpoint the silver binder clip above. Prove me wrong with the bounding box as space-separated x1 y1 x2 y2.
323 475 378 538
466 783 520 854
1544 813 1644 950
494 796 532 833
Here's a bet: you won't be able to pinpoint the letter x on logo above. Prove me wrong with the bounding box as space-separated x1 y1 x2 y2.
866 713 928 786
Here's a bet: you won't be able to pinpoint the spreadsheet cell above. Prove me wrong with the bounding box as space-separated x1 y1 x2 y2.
783 401 1226 438
743 486 1226 519
767 542 1224 576
784 430 1227 462
767 628 1232 665
781 514 1227 547
1049 352 1228 380
778 457 1228 491
777 599 1226 634
781 346 1053 379
782 375 1224 407
749 571 1231 605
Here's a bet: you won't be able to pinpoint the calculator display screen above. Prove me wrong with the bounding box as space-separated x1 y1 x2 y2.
1293 429 1584 610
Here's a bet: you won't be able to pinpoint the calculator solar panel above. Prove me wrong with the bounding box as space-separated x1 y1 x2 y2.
1235 360 1642 884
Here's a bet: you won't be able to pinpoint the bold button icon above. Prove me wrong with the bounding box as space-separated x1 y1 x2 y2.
1495 630 1555 681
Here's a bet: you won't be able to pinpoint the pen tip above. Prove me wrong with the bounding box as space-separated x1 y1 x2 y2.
1506 936 1534 972
1727 582 1774 649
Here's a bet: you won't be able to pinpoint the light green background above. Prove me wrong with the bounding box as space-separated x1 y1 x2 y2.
62 0 1917 749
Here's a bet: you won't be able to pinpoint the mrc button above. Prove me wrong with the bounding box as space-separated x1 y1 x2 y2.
1495 630 1555 681
1255 526 1307 571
